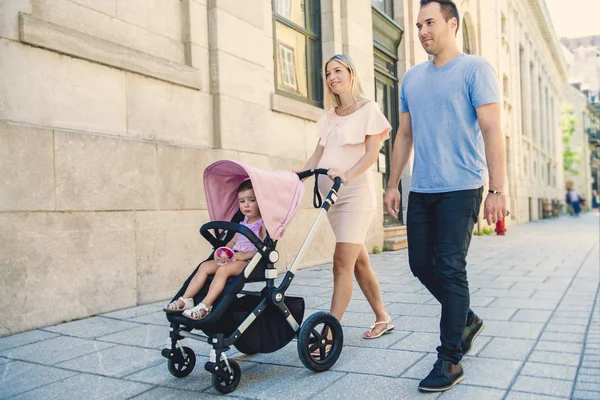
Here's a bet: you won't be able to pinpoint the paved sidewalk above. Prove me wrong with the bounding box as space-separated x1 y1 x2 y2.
1 214 599 399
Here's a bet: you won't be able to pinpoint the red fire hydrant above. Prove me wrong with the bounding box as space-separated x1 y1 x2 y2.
495 217 506 235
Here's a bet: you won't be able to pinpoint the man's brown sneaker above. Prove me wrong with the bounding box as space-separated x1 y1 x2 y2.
418 359 464 392
462 314 484 356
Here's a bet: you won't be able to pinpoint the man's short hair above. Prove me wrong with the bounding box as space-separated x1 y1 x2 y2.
420 0 460 33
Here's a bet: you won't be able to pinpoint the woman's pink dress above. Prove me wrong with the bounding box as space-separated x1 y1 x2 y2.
316 101 391 244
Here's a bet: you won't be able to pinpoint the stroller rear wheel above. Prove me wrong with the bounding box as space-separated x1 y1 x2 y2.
212 359 241 394
167 346 196 378
297 312 343 372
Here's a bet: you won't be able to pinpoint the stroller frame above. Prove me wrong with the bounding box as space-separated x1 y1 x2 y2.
162 168 343 394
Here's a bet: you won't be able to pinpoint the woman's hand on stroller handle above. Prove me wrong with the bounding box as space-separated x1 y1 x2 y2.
326 168 347 186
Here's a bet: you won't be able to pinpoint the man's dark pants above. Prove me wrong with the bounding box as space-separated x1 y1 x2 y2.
407 187 483 365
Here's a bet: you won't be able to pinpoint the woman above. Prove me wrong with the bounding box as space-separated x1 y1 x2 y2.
302 54 393 339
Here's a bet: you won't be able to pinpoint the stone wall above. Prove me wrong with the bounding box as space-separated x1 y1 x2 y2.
0 0 385 336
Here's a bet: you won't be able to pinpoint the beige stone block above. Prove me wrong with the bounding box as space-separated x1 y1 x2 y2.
32 0 185 64
0 0 31 40
0 212 136 336
283 208 335 269
341 0 372 31
271 93 322 123
208 0 265 30
269 112 307 160
237 152 271 171
212 8 271 68
126 74 212 147
0 39 127 135
157 145 213 210
211 149 241 162
188 0 208 48
116 0 181 41
135 210 212 303
69 0 116 16
55 132 158 211
218 95 272 153
0 122 54 211
304 120 320 160
346 20 374 57
268 156 298 173
262 0 273 37
20 14 202 91
214 50 271 106
190 44 210 88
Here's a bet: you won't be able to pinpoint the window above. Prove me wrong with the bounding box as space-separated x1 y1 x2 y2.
372 0 393 17
273 0 322 106
530 62 536 142
277 0 291 19
538 77 543 148
501 13 507 37
519 46 527 137
463 23 471 54
503 74 509 98
278 44 297 90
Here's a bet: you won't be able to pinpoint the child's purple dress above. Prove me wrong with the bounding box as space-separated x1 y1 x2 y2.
232 216 263 253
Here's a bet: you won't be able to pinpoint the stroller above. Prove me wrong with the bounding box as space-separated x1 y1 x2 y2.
161 160 344 394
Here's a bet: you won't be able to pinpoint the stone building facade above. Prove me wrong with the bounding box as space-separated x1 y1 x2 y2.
0 0 566 335
398 0 568 225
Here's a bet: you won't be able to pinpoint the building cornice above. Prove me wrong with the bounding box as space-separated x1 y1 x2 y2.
526 0 568 83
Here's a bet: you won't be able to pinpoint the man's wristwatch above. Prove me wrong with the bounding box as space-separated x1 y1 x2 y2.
488 189 505 195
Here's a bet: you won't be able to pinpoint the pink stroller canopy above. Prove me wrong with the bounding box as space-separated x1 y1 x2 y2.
203 160 305 240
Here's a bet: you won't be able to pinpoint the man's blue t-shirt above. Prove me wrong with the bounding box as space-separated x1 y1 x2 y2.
400 53 500 193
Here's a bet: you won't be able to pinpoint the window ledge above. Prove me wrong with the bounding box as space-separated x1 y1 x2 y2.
270 93 322 122
19 13 202 90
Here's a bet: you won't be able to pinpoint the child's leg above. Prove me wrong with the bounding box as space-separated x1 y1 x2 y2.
182 260 219 300
200 261 247 308
165 261 219 311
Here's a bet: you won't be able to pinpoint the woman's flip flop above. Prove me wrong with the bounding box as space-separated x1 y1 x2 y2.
363 316 395 339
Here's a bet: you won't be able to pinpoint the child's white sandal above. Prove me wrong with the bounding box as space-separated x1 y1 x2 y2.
183 303 212 320
163 297 194 313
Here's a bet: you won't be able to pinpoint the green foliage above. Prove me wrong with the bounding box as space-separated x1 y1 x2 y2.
562 108 581 175
373 246 381 254
382 244 389 252
482 226 494 235
473 229 483 236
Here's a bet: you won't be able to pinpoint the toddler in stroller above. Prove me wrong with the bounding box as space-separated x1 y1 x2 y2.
163 179 266 320
162 160 345 394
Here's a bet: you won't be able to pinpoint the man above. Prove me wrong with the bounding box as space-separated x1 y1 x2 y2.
384 0 508 392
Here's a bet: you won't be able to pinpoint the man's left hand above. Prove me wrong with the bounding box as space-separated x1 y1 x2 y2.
483 193 508 225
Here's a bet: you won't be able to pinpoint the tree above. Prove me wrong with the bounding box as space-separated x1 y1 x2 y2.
562 108 581 175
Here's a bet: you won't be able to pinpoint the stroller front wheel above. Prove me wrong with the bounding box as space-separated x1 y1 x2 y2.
297 312 343 372
167 346 196 378
212 359 241 394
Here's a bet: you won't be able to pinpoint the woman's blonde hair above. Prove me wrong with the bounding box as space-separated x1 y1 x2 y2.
323 54 366 110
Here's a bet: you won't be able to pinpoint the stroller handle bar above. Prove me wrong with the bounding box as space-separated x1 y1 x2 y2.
296 168 342 209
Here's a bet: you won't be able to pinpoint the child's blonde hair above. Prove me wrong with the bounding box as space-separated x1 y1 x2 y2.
323 54 367 111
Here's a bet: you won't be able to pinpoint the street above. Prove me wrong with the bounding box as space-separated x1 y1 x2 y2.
1 214 599 400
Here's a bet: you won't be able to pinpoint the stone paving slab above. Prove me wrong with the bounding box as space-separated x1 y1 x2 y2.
0 330 59 352
0 335 115 365
0 214 598 399
55 345 165 377
7 373 153 400
322 374 440 400
43 317 141 339
0 360 78 398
